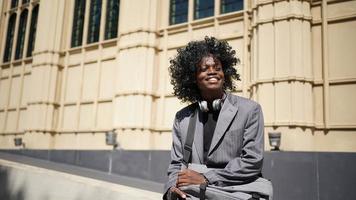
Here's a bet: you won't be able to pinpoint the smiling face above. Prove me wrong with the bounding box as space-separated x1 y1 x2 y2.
196 54 225 101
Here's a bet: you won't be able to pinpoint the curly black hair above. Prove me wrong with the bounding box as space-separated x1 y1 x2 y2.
169 36 240 103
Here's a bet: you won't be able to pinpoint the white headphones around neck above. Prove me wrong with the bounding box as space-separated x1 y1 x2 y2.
198 99 222 112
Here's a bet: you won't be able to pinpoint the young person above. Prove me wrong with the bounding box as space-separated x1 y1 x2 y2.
164 37 269 200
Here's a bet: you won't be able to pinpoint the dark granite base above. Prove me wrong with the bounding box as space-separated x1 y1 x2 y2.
1 149 356 200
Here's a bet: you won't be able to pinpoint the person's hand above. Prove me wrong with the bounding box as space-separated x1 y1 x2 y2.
177 169 207 187
169 186 187 199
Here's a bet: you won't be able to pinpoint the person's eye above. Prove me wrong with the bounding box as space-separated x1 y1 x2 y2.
200 66 207 72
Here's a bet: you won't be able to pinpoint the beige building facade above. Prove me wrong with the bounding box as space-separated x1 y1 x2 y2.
0 0 355 152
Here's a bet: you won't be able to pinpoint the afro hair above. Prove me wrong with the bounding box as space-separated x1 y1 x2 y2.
169 36 240 103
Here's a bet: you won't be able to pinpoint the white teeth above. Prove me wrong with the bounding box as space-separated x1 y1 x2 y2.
207 77 218 83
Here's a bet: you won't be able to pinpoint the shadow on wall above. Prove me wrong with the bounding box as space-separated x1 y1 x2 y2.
0 166 25 200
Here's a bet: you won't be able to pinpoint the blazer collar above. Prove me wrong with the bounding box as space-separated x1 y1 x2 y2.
208 93 239 156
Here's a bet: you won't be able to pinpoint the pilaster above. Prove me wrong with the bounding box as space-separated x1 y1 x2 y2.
112 0 159 149
251 0 314 150
25 0 65 148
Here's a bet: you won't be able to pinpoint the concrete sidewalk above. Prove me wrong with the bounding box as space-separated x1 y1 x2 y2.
0 159 162 200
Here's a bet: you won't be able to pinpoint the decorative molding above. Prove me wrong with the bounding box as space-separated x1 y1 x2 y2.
114 91 160 98
217 11 244 23
191 18 215 29
83 60 97 65
32 50 65 56
0 131 24 135
265 121 315 128
252 14 312 28
27 101 60 107
31 62 64 69
119 29 159 37
165 24 189 35
56 129 110 134
0 76 10 80
265 122 356 130
249 77 356 87
84 44 100 51
63 102 76 106
67 47 82 54
118 44 160 51
23 129 57 134
252 0 313 10
250 76 314 87
313 13 356 25
0 63 11 68
327 124 356 130
67 63 81 68
97 98 112 103
101 56 116 62
329 78 356 85
26 127 171 134
101 39 118 47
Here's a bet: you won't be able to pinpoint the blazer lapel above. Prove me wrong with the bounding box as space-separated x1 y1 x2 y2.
193 109 204 164
208 93 239 156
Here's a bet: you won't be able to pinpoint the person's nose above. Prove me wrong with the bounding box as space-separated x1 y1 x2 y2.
207 65 217 74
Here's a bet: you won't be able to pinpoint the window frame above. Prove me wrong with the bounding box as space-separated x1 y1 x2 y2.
26 5 39 57
104 0 120 40
87 0 103 44
3 14 17 62
169 0 188 25
194 0 214 20
71 0 86 48
15 9 28 60
220 0 244 14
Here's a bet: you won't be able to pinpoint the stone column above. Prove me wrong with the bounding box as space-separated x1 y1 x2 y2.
25 0 65 148
112 0 159 149
250 0 314 150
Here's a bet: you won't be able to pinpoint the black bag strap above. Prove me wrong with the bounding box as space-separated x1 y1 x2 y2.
199 182 207 200
248 193 261 200
248 193 269 200
182 109 208 200
183 109 197 167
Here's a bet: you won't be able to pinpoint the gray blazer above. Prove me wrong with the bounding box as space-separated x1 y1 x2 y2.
164 93 264 195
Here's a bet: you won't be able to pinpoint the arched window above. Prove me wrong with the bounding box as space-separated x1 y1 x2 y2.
27 5 39 57
104 0 119 40
71 0 86 47
3 14 17 62
87 0 102 44
15 9 28 60
11 0 18 8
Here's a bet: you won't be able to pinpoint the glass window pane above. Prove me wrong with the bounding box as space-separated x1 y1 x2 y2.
87 0 102 44
71 0 86 47
170 0 188 25
194 0 214 20
27 5 39 57
22 0 30 5
105 0 119 40
221 0 243 14
15 10 28 60
3 14 17 62
11 0 18 8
